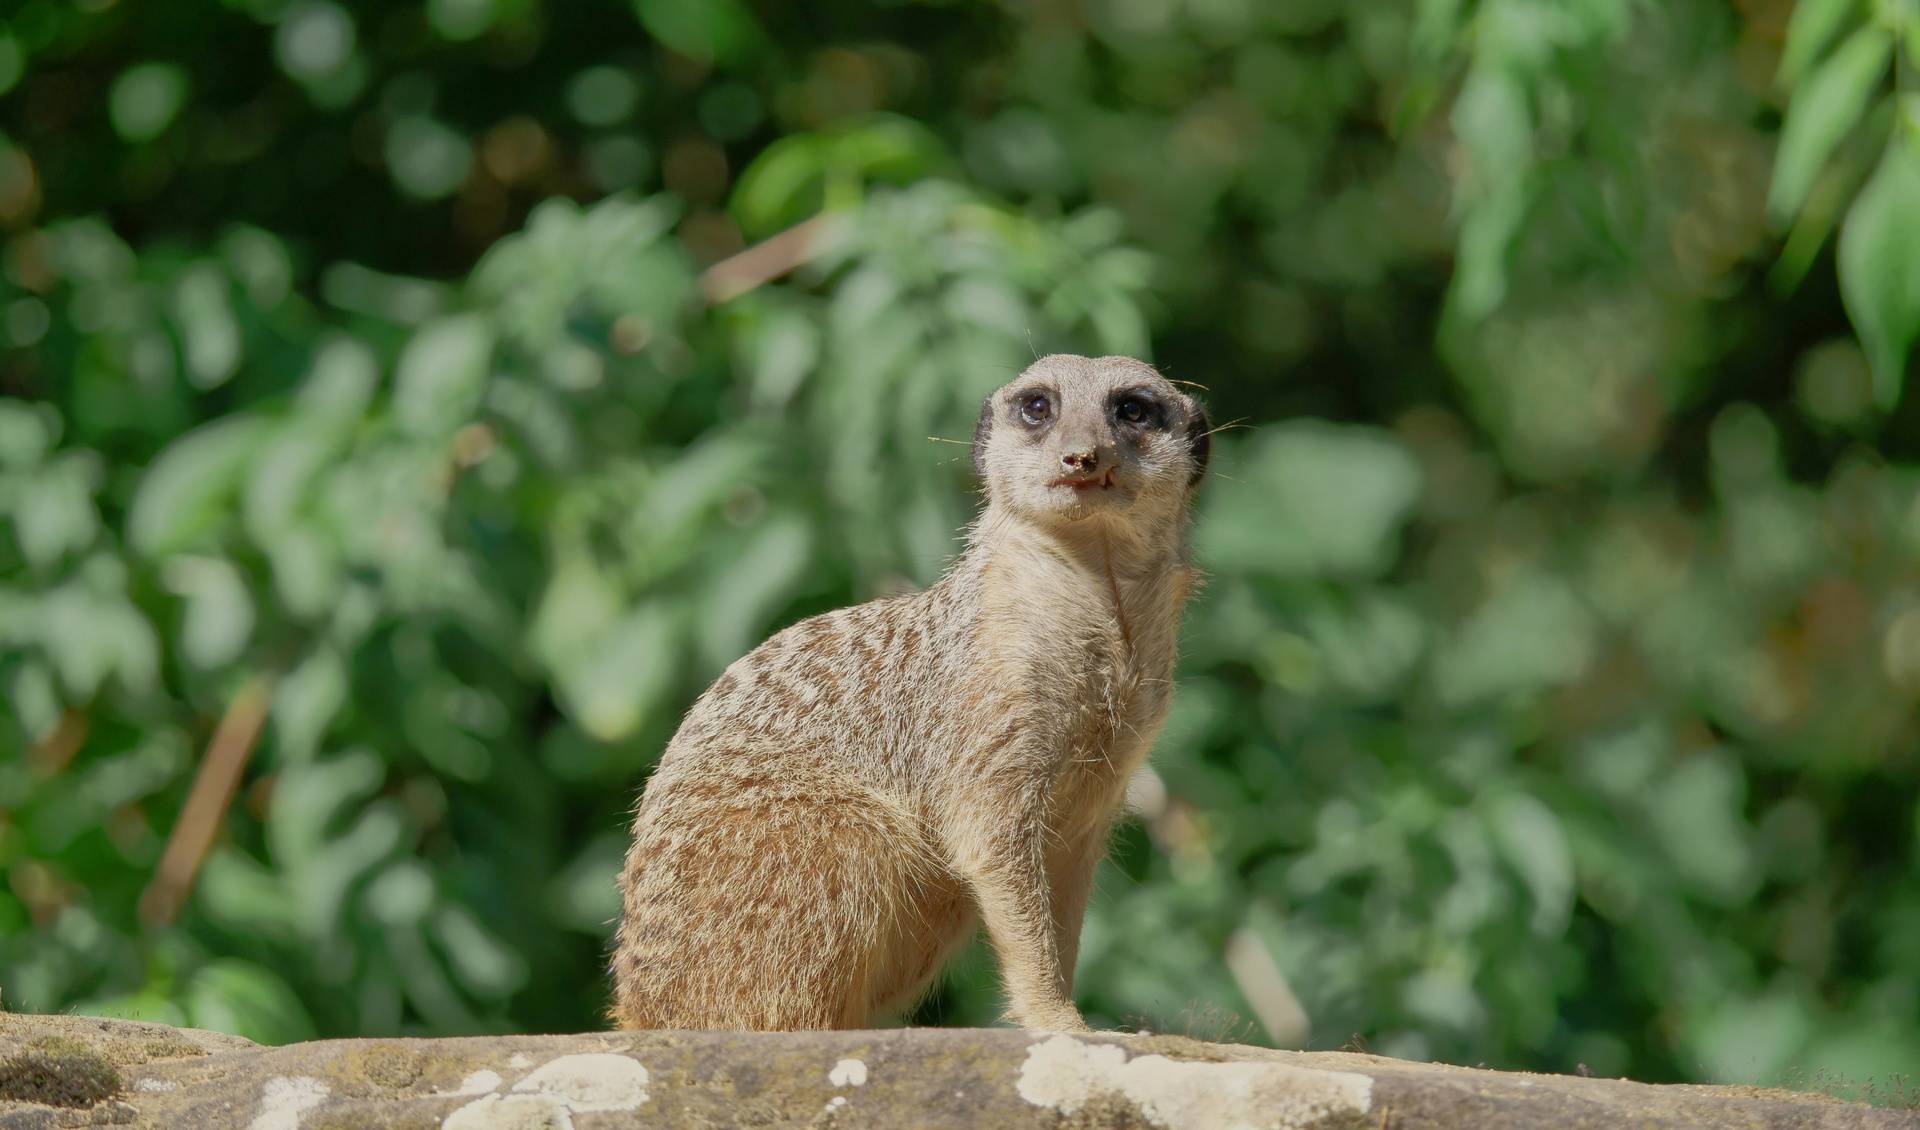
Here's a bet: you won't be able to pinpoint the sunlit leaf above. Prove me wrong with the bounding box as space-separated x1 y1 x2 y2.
171 264 241 389
197 850 299 943
1837 130 1920 405
1484 792 1573 937
128 417 270 557
11 451 101 568
1776 0 1856 89
0 400 59 467
631 0 760 66
393 314 494 436
1648 752 1756 903
551 602 679 742
430 904 528 997
366 860 435 926
183 959 318 1044
164 555 255 670
696 515 812 668
1768 25 1891 223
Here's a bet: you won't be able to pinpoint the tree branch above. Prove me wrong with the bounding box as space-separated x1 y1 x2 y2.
139 677 274 926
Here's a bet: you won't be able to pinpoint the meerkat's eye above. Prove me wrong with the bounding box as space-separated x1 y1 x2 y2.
1115 397 1148 424
1019 394 1052 426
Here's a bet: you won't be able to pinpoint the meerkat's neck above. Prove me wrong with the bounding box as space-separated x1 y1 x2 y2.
965 503 1190 574
958 503 1194 655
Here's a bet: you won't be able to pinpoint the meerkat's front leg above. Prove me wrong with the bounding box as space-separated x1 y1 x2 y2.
1048 821 1114 996
945 769 1090 1032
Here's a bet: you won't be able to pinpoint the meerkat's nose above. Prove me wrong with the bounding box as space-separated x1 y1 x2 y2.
1061 449 1100 473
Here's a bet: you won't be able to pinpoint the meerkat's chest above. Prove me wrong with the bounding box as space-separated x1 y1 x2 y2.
975 555 1187 769
1049 609 1177 765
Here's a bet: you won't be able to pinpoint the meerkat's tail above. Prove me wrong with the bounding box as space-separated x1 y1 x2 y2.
610 770 936 1031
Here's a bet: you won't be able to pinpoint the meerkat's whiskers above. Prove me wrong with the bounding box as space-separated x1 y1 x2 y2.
1199 417 1252 440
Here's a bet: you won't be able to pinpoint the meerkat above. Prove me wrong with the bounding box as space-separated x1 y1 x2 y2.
610 353 1211 1032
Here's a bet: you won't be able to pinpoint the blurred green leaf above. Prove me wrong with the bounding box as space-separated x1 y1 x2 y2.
1777 0 1856 89
275 2 356 80
430 905 527 998
393 315 494 436
184 959 318 1045
0 31 23 97
1435 573 1596 706
1485 792 1573 937
198 850 300 943
734 117 950 233
108 63 188 142
550 602 679 742
170 265 242 390
366 860 435 926
0 400 58 467
631 0 760 66
426 0 497 41
271 646 347 763
1197 425 1421 579
1837 129 1920 405
385 117 474 201
1768 26 1891 223
128 418 270 558
164 556 255 670
9 451 102 568
1649 752 1756 903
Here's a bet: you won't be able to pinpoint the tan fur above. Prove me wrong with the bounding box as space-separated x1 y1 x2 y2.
611 354 1209 1031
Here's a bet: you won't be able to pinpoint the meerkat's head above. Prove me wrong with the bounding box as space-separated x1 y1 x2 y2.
971 354 1210 527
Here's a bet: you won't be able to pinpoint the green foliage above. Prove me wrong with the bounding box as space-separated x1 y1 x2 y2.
1769 0 1920 400
1 0 1917 1101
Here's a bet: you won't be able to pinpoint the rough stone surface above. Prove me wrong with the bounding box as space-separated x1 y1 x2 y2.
0 1012 1911 1128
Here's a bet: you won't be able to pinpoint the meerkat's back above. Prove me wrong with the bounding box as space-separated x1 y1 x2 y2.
613 598 965 1029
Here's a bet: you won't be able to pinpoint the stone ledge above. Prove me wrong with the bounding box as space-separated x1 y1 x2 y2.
0 1012 1909 1128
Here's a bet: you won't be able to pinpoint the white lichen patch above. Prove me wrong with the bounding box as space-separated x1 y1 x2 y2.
1016 1036 1373 1130
508 1053 533 1069
134 1078 178 1093
445 1069 503 1096
248 1075 331 1130
828 1058 868 1087
442 1093 574 1130
508 1053 650 1113
822 1094 849 1114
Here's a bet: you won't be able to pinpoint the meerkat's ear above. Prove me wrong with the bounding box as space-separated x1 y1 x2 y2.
1185 401 1212 487
971 395 994 481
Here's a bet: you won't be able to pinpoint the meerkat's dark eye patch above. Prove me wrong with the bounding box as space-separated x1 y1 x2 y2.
1013 389 1054 428
971 394 994 480
1109 388 1168 429
1185 401 1212 487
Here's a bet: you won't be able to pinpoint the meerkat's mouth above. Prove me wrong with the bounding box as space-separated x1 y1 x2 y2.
1049 469 1116 492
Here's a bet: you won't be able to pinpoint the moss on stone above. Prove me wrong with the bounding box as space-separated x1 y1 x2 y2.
1122 1034 1238 1063
1057 1090 1157 1129
22 1035 92 1059
325 1044 427 1093
136 1031 205 1061
0 1043 124 1108
305 1104 443 1130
